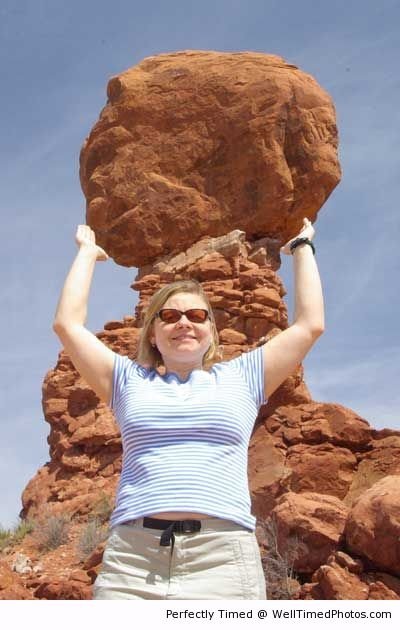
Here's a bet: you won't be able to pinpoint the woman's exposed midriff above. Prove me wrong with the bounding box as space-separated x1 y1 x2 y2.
146 511 214 519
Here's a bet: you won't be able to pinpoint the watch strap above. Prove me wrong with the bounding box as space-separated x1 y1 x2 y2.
289 237 316 255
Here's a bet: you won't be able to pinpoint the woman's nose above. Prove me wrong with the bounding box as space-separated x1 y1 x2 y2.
176 314 191 326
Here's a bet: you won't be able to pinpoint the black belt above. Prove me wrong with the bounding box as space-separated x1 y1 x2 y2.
143 517 202 551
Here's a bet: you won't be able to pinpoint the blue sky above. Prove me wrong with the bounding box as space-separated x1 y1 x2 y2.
1 0 399 530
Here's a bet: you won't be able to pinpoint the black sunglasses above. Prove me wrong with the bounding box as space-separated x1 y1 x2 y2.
156 308 210 324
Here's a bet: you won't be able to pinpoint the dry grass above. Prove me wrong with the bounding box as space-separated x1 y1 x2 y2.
91 492 114 524
33 511 72 552
256 515 302 600
0 525 13 551
76 517 109 560
0 519 35 550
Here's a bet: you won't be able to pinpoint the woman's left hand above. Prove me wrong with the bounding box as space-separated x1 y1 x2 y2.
280 217 315 256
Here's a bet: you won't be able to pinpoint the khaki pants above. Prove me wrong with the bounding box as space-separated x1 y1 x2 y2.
93 517 266 599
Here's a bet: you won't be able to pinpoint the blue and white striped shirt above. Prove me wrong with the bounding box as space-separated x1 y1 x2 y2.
109 346 267 531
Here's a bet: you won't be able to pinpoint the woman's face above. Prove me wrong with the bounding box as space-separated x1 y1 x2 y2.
149 292 213 369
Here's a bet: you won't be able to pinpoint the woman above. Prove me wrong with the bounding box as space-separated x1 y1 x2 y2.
53 218 324 599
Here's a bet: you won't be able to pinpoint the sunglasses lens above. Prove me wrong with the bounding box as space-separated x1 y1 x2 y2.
186 309 208 322
159 309 180 323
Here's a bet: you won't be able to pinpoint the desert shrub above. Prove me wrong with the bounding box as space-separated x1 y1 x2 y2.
91 491 113 524
12 518 35 542
257 515 302 600
34 511 72 551
0 518 35 550
76 517 109 560
0 525 12 551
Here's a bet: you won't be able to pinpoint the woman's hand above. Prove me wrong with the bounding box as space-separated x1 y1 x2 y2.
280 217 315 256
75 225 109 261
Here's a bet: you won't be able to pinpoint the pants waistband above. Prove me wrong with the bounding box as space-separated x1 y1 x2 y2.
117 517 252 550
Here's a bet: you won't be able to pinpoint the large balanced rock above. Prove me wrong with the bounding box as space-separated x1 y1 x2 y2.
80 50 340 266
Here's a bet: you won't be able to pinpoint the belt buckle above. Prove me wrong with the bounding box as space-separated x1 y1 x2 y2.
182 519 201 534
173 521 186 534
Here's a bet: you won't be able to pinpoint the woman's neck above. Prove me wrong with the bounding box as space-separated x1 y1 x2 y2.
163 359 203 381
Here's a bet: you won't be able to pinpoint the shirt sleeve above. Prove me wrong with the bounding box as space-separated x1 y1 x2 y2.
227 345 268 410
110 353 138 412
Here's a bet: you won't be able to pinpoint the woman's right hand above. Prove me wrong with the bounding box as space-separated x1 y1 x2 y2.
75 225 109 261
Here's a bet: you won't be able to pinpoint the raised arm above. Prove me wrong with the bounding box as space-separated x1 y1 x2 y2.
262 218 325 399
53 225 115 404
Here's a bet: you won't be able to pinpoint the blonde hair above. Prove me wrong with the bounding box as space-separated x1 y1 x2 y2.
136 279 222 370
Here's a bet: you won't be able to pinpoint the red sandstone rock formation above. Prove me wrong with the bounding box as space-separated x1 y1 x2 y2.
2 52 398 600
345 476 400 575
79 50 340 266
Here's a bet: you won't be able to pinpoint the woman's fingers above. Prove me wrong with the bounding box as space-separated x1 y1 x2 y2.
82 225 94 240
75 225 109 261
76 224 96 243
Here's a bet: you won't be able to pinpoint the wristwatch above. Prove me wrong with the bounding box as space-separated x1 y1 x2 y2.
289 237 316 255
